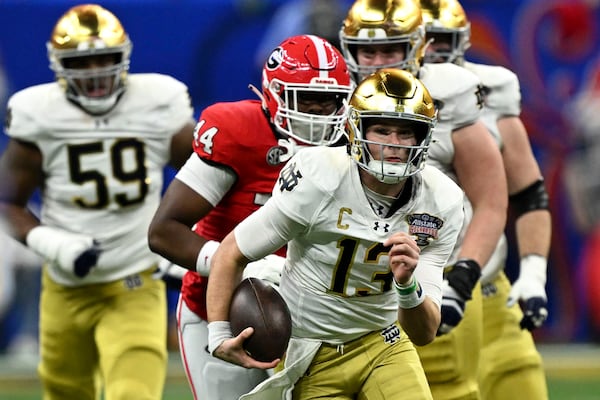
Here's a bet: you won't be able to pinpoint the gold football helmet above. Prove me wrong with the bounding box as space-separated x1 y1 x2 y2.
420 0 470 64
339 0 425 79
346 68 437 183
47 4 132 114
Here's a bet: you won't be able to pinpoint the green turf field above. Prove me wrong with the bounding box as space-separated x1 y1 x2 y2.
1 344 598 399
1 376 599 400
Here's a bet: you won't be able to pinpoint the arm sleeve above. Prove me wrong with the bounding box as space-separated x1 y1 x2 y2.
415 191 466 307
234 198 305 260
174 154 235 206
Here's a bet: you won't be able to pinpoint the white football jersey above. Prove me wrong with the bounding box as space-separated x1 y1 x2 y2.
418 62 483 182
234 146 465 344
5 73 193 286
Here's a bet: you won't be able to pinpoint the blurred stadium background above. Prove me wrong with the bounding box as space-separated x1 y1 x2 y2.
1 0 600 398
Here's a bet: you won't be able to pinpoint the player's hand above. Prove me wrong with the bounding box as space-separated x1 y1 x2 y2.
507 254 548 331
212 327 280 370
438 280 466 335
437 259 481 335
243 254 285 287
153 258 188 290
26 226 102 277
383 232 420 285
277 138 308 163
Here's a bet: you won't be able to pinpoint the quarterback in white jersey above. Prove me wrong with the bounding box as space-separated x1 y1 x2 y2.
339 1 508 399
207 69 465 400
421 0 552 399
0 5 195 400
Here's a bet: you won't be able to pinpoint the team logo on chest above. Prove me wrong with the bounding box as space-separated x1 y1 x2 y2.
407 213 444 246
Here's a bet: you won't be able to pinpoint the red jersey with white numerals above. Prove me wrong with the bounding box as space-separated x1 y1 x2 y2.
180 99 286 320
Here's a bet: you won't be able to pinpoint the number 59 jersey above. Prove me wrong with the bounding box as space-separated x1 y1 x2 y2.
5 73 194 286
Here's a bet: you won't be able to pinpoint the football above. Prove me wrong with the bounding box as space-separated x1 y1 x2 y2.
229 277 292 362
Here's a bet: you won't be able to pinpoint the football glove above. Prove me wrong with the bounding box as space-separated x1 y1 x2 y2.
277 138 309 163
243 254 285 287
153 258 189 290
437 259 481 335
507 254 548 331
26 226 101 278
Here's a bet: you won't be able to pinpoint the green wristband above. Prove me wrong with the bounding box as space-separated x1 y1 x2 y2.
394 276 418 296
393 276 425 309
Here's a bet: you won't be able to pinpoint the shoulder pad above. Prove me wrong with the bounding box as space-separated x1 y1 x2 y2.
464 62 521 116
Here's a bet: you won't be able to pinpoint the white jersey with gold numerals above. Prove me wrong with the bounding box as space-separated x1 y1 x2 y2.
463 62 522 284
234 146 465 344
5 73 193 286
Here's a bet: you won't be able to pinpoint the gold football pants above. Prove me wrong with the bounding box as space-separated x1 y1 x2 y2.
416 283 483 400
479 272 548 400
38 268 167 400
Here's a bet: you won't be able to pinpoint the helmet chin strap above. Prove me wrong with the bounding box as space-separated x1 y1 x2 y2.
248 84 267 108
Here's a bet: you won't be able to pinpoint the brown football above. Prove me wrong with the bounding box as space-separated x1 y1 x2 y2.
229 277 292 362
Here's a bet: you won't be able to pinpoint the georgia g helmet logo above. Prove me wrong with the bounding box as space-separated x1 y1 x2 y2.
266 47 283 70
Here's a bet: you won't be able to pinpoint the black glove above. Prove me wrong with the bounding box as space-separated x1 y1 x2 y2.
519 297 549 331
73 242 102 278
437 259 481 336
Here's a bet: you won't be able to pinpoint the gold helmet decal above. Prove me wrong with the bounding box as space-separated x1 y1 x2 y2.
47 4 132 114
50 4 128 51
420 0 468 29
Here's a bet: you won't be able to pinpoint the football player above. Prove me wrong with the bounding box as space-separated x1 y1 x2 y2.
0 4 196 400
420 0 551 398
339 0 508 398
147 34 353 399
207 68 465 400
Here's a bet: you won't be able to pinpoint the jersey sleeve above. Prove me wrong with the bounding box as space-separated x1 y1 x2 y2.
421 63 483 130
467 62 521 117
145 74 194 133
233 149 327 260
5 84 55 142
175 153 235 206
190 100 272 175
114 73 194 138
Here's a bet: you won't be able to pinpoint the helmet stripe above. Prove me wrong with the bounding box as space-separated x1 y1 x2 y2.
306 34 330 79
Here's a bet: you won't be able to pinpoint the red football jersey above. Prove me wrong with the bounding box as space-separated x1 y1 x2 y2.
181 99 287 319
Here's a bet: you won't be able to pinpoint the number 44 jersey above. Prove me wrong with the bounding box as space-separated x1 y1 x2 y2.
5 73 194 286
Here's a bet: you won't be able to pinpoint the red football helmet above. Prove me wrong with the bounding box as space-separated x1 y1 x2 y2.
261 34 353 146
